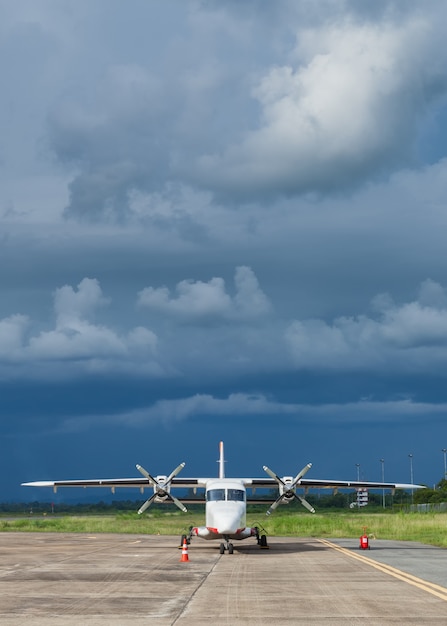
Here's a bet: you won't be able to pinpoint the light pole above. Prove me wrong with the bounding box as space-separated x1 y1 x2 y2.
355 463 361 508
442 449 447 481
380 459 385 509
408 453 414 504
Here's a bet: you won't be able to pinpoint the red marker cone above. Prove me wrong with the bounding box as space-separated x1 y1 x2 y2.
180 538 189 562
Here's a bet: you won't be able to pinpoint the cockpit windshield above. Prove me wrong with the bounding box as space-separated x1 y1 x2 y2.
228 489 245 501
207 489 225 501
206 488 245 502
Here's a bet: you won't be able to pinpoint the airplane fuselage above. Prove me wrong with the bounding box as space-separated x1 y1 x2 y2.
192 478 256 541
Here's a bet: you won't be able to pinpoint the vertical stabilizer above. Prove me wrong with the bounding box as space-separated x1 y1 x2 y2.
218 441 225 478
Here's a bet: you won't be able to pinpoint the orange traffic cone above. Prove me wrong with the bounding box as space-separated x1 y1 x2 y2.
180 538 189 562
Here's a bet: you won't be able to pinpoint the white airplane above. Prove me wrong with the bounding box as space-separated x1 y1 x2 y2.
22 441 422 554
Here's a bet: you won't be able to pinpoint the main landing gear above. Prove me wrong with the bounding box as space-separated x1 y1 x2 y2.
255 525 269 549
179 526 194 548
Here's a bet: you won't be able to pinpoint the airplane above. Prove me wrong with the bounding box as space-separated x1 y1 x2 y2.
22 441 423 554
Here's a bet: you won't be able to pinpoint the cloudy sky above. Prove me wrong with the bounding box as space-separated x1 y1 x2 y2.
3 0 447 502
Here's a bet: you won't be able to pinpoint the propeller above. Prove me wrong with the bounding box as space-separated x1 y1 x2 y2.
263 463 315 515
136 462 187 514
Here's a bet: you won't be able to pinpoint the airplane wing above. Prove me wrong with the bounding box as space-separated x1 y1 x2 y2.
22 474 424 517
21 477 207 491
246 478 423 491
21 441 424 517
21 477 422 491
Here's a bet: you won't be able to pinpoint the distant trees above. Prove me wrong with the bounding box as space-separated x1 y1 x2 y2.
413 478 447 504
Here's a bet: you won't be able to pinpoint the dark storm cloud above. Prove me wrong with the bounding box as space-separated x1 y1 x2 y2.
3 1 447 497
41 2 447 219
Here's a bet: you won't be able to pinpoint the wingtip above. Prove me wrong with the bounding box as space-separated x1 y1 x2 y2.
396 483 426 490
21 481 55 487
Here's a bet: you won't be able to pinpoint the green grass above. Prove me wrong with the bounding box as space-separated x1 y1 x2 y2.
2 508 447 548
248 510 447 547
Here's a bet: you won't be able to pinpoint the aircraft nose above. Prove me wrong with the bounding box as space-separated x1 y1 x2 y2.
218 527 237 535
217 515 239 535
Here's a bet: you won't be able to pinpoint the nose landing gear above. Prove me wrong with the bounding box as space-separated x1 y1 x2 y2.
220 537 234 554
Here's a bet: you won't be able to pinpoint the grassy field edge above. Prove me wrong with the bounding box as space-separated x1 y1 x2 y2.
1 510 447 548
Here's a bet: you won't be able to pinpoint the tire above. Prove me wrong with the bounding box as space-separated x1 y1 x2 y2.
219 543 225 554
260 534 268 548
228 543 234 554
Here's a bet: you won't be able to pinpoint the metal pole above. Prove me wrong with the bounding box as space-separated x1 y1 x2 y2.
442 449 447 481
408 454 414 504
380 459 385 509
355 463 360 508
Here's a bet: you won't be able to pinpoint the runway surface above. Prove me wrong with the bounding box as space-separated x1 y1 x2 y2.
1 532 447 624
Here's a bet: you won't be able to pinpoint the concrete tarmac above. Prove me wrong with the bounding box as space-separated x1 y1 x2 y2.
1 532 447 625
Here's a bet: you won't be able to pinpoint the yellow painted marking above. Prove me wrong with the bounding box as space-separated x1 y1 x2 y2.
318 538 447 602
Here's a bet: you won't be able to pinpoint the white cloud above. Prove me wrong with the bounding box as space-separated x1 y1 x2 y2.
55 392 282 432
285 279 447 370
234 266 271 316
3 274 447 381
28 322 126 361
195 15 447 196
138 278 232 318
0 278 159 378
54 278 110 328
137 266 271 321
0 314 29 359
417 278 447 309
57 392 447 433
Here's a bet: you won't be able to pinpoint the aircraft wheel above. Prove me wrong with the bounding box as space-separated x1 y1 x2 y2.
219 543 225 554
228 543 234 554
259 534 268 548
180 534 187 547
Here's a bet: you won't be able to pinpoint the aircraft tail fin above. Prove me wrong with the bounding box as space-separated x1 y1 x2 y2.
218 441 225 478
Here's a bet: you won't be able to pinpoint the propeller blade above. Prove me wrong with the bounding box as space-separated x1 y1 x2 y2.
169 493 188 513
266 495 284 516
292 463 312 487
165 462 186 486
136 464 158 485
263 465 286 486
295 494 316 514
138 493 157 515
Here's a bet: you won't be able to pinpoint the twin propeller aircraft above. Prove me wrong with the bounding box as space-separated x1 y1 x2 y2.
22 441 422 554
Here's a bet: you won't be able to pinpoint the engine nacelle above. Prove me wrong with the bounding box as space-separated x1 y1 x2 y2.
136 461 186 515
154 492 170 503
279 476 295 497
154 475 171 496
